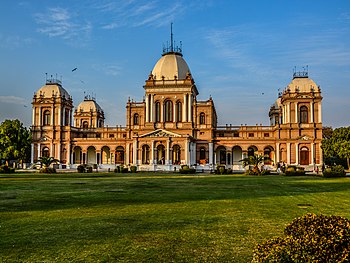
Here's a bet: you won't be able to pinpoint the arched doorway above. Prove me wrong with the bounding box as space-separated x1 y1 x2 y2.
199 147 206 164
216 146 226 165
142 144 150 164
42 147 49 158
248 146 258 157
87 146 96 164
73 146 82 164
115 146 124 165
264 146 274 165
300 147 309 165
157 144 165 164
101 146 110 164
172 145 181 165
232 146 242 164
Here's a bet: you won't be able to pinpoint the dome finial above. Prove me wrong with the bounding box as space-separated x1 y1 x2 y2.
162 23 182 56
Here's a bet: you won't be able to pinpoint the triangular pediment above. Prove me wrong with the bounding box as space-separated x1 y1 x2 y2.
140 129 182 138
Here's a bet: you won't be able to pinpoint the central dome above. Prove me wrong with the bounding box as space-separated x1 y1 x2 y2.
151 53 191 81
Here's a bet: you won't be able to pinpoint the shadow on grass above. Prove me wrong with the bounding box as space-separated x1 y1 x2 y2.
0 173 350 212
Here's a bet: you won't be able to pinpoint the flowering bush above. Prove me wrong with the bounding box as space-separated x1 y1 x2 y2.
252 213 350 262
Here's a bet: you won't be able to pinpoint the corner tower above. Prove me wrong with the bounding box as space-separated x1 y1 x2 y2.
31 75 73 165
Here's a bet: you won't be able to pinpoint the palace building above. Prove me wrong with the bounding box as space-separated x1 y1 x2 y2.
31 34 323 172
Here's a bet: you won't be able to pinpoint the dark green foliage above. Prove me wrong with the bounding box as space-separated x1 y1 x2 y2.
121 167 129 173
0 165 15 173
252 213 350 262
77 164 92 173
179 165 196 174
240 154 270 175
39 167 56 173
130 166 137 173
37 156 59 168
0 119 31 163
323 165 346 178
284 165 306 176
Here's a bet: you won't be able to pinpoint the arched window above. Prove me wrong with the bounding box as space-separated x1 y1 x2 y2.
165 100 173 122
172 145 181 165
199 112 205 124
82 121 88 129
42 147 49 157
155 102 161 122
199 147 206 164
157 144 165 164
142 144 150 164
133 113 139 125
176 101 182 122
115 146 124 164
300 147 309 165
300 106 308 123
43 110 50 126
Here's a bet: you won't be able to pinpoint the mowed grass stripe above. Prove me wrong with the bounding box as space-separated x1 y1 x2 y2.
0 174 350 262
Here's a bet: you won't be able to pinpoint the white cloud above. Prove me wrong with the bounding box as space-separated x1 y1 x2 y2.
0 34 35 49
0 96 27 105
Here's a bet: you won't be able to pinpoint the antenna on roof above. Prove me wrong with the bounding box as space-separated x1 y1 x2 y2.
170 22 174 52
162 23 182 56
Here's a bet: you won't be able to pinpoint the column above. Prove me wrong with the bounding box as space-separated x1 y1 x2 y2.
151 141 155 164
50 143 53 157
209 142 213 165
173 101 176 122
276 143 280 163
51 105 54 126
188 94 192 122
150 95 154 122
185 138 190 165
318 102 322 123
295 103 298 123
133 140 137 165
287 143 291 164
287 102 290 123
311 143 315 165
192 142 196 165
183 94 187 122
310 102 314 123
58 143 61 162
39 107 42 126
160 102 164 123
145 94 149 122
31 143 34 164
319 144 323 164
37 143 41 159
59 106 62 126
126 143 130 165
67 144 71 165
295 143 299 165
166 139 170 165
32 107 36 126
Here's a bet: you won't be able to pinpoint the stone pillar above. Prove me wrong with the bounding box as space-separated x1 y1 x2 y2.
32 107 36 126
166 139 170 165
37 143 41 159
318 102 322 123
295 103 298 123
173 101 176 122
67 144 71 165
151 141 155 164
126 143 130 165
31 143 34 164
287 102 290 123
311 143 315 165
133 140 137 165
39 107 42 126
209 142 213 165
295 143 299 165
183 94 187 122
185 138 190 165
192 142 196 165
188 94 192 122
160 102 164 123
287 143 291 164
51 105 54 126
310 102 314 123
319 143 323 164
150 95 154 122
145 95 149 123
276 143 280 163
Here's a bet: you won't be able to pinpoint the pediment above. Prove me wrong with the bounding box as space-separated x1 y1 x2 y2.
298 135 313 141
140 129 182 138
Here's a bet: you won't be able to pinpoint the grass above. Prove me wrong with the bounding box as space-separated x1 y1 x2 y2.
1 173 350 262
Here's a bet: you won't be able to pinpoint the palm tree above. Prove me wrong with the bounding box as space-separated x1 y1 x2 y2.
240 154 270 175
37 156 59 168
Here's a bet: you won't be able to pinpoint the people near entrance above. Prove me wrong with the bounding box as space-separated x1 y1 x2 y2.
277 162 281 174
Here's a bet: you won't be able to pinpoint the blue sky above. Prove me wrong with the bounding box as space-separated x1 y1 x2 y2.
0 0 349 128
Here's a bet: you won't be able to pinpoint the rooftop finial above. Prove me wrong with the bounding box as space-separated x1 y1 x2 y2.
162 23 182 56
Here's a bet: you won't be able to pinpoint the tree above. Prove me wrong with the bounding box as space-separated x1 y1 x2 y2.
322 126 333 140
322 126 350 169
240 154 269 175
0 119 31 165
37 156 59 168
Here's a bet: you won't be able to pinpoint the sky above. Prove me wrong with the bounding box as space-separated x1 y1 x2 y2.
0 0 349 128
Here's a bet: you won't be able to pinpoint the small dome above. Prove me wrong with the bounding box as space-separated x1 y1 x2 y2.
287 77 320 93
36 83 70 98
151 53 191 80
76 99 103 113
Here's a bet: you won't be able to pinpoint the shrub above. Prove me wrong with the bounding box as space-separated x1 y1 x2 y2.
284 165 306 176
179 165 196 174
120 166 129 173
323 165 346 178
0 165 15 174
77 165 85 173
86 166 93 173
252 213 350 262
261 169 271 176
130 166 137 173
39 167 56 173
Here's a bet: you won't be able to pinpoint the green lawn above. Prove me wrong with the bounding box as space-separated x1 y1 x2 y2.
1 173 350 262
